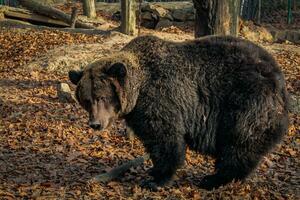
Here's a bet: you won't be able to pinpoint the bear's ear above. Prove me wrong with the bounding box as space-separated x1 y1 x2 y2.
106 62 127 79
69 70 83 85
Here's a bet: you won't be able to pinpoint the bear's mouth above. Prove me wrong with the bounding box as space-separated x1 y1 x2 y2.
89 117 116 131
89 123 102 130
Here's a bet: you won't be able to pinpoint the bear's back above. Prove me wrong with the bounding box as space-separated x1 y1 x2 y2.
123 35 280 76
123 35 285 96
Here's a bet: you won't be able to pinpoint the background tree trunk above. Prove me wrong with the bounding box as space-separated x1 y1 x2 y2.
287 0 292 24
241 0 259 21
82 0 96 18
293 0 297 11
193 0 240 38
256 0 261 24
120 0 136 35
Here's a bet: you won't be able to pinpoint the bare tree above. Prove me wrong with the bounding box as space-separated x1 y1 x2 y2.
241 0 261 22
82 0 96 18
193 0 240 38
120 0 136 35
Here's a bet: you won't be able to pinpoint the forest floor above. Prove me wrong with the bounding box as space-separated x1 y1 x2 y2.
0 18 299 200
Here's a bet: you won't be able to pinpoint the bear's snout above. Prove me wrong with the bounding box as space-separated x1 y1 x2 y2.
89 121 103 130
89 123 102 130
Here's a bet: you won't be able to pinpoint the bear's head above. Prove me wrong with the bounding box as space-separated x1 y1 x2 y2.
68 52 141 131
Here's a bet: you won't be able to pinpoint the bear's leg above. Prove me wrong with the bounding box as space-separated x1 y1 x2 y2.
198 145 261 190
199 104 288 190
142 136 186 191
199 121 286 190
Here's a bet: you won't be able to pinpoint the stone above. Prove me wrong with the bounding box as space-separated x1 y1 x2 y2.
141 11 153 21
286 31 300 44
57 83 76 103
172 9 187 22
186 12 195 21
155 18 173 30
274 31 288 42
141 20 157 29
289 95 300 114
143 4 172 20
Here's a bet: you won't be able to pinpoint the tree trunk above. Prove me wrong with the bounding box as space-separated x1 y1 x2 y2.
256 0 261 24
241 0 259 21
82 0 96 18
89 154 150 183
193 0 240 38
120 0 136 36
18 0 95 29
293 0 297 11
287 0 292 24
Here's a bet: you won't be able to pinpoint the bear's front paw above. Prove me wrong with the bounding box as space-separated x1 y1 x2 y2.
140 180 159 192
147 167 159 177
198 175 222 190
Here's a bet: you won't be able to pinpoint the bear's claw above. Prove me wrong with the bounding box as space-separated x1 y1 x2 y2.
140 180 159 192
198 175 222 190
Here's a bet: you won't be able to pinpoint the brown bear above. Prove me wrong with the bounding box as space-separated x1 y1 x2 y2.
69 35 289 190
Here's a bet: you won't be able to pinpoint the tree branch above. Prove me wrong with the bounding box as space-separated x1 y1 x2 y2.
70 7 78 28
89 154 150 183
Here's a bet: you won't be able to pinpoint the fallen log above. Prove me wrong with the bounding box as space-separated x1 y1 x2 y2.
18 0 96 29
0 20 111 35
5 10 69 26
70 7 78 28
0 18 32 26
89 154 150 183
1 5 70 27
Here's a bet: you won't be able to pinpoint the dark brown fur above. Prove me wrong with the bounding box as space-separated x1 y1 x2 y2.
69 35 289 190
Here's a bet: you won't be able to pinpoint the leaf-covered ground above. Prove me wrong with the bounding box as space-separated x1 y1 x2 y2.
0 27 299 199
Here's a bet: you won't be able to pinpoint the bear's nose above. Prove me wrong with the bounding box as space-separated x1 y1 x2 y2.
89 123 102 130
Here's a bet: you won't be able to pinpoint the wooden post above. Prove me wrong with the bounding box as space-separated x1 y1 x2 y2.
121 0 137 36
138 0 142 36
193 0 240 38
255 0 261 24
83 0 96 19
287 0 292 24
229 0 241 36
70 7 78 28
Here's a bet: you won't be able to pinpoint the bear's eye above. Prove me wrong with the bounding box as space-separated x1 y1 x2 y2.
82 99 91 111
97 97 109 102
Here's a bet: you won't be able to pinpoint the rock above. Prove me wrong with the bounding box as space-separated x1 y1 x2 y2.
172 9 187 21
286 31 300 44
112 11 121 21
155 18 173 30
143 4 173 20
141 11 153 21
270 28 300 44
186 12 195 21
57 83 76 103
273 30 287 42
141 20 157 29
172 21 193 28
289 95 300 114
